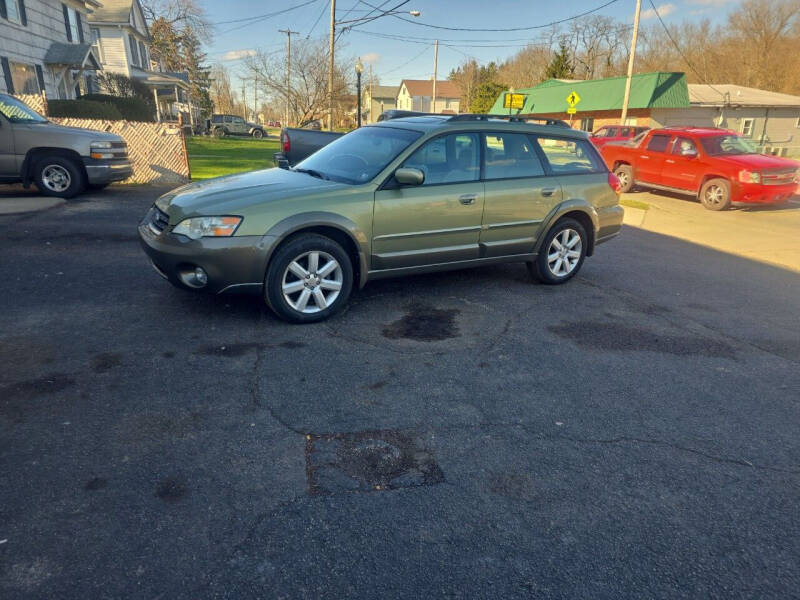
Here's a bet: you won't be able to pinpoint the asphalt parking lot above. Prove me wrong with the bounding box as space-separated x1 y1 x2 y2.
1 185 799 599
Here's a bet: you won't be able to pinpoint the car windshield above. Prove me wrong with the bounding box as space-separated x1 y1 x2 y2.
0 94 48 123
294 126 422 184
700 135 758 156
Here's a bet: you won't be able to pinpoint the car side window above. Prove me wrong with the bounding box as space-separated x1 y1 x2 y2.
483 133 545 180
224 116 232 123
233 117 245 125
211 115 222 124
620 127 630 137
606 127 619 137
646 134 671 153
672 137 697 156
535 137 604 175
402 133 480 185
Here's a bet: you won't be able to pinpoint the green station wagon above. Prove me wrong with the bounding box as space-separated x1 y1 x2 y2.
139 115 624 323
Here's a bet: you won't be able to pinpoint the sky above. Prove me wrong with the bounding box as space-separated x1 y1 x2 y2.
202 0 744 97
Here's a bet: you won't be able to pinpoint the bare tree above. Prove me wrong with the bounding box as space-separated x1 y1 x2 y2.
140 0 212 41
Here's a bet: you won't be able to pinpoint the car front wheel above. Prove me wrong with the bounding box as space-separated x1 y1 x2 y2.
699 178 731 211
252 129 264 139
528 218 587 284
33 155 85 199
265 234 354 323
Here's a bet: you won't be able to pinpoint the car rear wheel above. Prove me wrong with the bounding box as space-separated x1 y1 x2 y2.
33 155 85 199
527 218 587 285
265 234 353 323
699 178 731 211
614 164 634 193
213 127 226 138
252 129 264 139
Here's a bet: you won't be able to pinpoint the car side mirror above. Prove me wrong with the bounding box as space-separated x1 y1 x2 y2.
394 167 424 186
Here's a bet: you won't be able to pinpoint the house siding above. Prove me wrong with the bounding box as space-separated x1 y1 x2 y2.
92 26 131 76
0 0 92 98
395 84 459 113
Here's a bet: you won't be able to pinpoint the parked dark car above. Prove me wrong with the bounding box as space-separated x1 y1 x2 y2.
209 114 266 138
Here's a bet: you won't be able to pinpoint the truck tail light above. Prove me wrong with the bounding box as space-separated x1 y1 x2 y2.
608 172 622 195
282 131 290 153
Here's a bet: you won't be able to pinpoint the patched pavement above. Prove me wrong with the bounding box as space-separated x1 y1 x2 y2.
1 186 799 599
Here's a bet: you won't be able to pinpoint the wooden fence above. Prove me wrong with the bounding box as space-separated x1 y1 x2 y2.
12 94 190 185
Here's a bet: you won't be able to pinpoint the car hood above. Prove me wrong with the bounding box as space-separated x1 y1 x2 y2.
157 167 350 222
713 153 800 171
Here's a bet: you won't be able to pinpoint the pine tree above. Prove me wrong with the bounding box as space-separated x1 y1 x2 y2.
545 42 575 80
181 26 212 115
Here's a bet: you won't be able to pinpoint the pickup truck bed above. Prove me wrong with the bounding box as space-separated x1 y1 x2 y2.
274 128 343 168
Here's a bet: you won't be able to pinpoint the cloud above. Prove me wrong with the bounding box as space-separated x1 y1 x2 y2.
360 52 380 65
641 2 677 19
687 0 739 5
222 49 256 61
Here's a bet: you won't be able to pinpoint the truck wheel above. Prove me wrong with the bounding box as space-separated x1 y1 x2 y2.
614 164 634 193
33 155 85 199
699 178 731 211
265 234 354 323
527 217 587 285
213 127 226 138
252 129 264 139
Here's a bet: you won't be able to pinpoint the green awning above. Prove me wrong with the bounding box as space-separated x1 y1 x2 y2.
489 72 690 115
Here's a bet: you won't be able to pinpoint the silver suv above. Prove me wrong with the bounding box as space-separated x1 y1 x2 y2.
0 93 132 198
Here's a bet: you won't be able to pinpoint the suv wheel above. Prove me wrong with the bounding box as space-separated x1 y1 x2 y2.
265 234 353 323
528 218 587 284
699 178 731 211
614 164 634 193
213 127 226 138
33 155 85 199
252 129 264 139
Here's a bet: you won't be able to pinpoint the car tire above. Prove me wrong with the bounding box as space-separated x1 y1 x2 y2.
527 217 588 285
213 127 226 138
699 178 731 211
265 234 354 323
32 155 85 199
252 129 264 139
614 164 634 193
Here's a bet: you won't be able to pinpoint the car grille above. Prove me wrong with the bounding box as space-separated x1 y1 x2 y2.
110 141 128 159
145 206 170 235
761 169 796 186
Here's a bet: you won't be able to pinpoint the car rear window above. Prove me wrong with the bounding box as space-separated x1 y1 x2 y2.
535 137 604 175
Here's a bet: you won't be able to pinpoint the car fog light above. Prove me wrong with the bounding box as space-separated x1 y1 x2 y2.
194 267 208 285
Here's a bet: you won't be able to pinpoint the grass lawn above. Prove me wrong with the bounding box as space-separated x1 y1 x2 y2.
186 136 280 180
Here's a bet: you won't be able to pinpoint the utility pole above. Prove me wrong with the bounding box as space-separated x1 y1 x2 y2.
279 29 299 127
369 64 373 124
253 72 258 124
620 0 642 125
328 0 336 131
241 80 247 120
431 39 438 113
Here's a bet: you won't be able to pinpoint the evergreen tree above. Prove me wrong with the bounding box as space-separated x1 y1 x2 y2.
181 26 212 115
545 42 575 79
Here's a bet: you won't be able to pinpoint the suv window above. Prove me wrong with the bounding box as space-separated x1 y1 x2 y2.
232 117 245 125
484 133 545 180
672 137 697 156
224 116 233 123
402 133 479 185
536 137 603 174
211 115 223 123
647 134 671 153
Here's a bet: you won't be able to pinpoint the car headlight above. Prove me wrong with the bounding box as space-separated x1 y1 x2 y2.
172 216 242 239
738 170 761 184
90 141 113 149
90 140 114 159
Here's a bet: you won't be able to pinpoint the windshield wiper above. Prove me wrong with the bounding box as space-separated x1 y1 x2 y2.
292 168 328 180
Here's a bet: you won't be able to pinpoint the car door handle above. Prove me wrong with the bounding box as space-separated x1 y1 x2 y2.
541 188 557 197
459 194 477 205
665 159 676 164
639 155 650 159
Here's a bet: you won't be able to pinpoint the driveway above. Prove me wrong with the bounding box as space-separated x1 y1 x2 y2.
1 186 799 599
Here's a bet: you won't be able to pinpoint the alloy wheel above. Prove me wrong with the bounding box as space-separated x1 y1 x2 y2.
42 165 71 192
704 184 725 206
281 250 343 314
547 228 582 278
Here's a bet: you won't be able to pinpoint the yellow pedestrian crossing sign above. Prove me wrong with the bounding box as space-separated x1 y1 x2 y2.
566 91 581 107
566 107 577 115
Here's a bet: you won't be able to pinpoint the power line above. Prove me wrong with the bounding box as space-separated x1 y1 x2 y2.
647 0 726 98
218 0 322 34
307 0 330 37
353 0 621 32
378 43 432 75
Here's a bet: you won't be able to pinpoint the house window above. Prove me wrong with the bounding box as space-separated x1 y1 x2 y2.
90 28 103 62
740 118 754 138
67 8 80 42
129 35 140 67
580 118 595 132
138 41 148 69
5 0 22 24
10 62 40 94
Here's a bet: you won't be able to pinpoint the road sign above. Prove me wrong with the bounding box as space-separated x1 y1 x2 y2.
503 93 526 110
566 91 581 107
566 107 577 115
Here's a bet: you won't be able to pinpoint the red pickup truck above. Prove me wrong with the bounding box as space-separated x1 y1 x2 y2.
601 127 799 210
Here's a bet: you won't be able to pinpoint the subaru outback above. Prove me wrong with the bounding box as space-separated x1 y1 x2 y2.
139 114 623 323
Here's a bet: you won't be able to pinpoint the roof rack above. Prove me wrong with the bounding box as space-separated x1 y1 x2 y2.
448 114 570 128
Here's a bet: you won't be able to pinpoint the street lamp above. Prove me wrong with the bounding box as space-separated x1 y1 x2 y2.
328 4 421 130
355 57 364 128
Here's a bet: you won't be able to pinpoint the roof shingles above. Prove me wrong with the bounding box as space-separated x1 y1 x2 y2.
401 79 460 99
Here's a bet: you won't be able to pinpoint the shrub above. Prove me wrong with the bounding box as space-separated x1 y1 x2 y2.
84 94 155 122
47 99 123 120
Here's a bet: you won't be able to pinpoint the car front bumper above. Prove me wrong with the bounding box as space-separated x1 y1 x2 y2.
138 207 272 294
84 158 133 184
732 181 798 205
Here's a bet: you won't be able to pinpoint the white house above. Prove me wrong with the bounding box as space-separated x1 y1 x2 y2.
0 0 102 99
88 0 190 121
396 79 460 114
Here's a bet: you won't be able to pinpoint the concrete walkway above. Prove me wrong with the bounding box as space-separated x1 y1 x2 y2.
0 195 65 215
622 191 800 272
